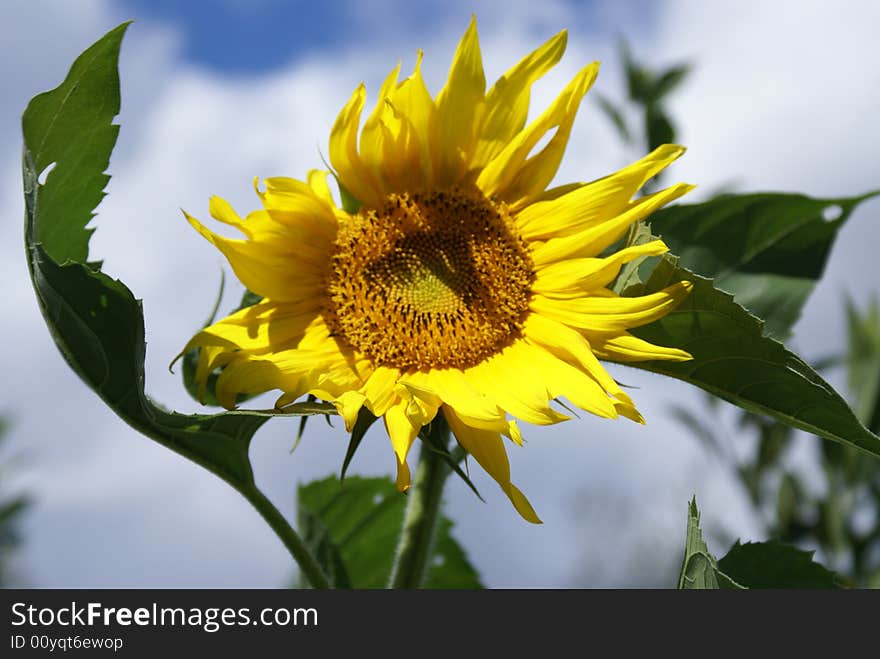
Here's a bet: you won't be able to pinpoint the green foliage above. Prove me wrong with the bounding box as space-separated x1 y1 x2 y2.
718 541 839 589
846 297 880 432
627 257 880 459
678 499 838 589
648 192 879 339
297 475 481 589
678 498 744 589
340 408 379 481
0 419 30 587
597 41 690 173
676 298 880 586
22 23 336 587
22 24 127 265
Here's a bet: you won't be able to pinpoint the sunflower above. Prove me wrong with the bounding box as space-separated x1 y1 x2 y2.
181 17 693 523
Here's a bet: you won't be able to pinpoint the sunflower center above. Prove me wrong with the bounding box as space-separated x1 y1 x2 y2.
325 189 535 370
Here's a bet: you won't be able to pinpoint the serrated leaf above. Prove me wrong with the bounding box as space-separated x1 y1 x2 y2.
627 257 880 459
22 24 334 583
22 23 128 264
718 540 839 589
297 475 481 589
678 498 745 589
648 192 879 339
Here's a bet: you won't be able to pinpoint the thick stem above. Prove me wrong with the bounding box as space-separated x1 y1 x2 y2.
246 486 332 589
388 417 452 588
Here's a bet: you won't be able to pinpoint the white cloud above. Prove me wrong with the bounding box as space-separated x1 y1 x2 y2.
2 0 878 587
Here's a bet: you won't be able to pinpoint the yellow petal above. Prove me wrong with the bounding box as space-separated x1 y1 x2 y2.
477 62 599 203
532 240 669 296
524 312 624 397
587 331 693 363
434 15 486 185
515 144 688 240
444 406 541 524
183 299 319 356
464 342 570 425
361 365 402 416
526 183 694 263
384 393 439 492
530 281 694 332
383 399 417 492
518 341 619 419
255 176 339 242
472 30 567 169
401 368 502 424
329 83 382 209
333 390 367 432
183 210 324 302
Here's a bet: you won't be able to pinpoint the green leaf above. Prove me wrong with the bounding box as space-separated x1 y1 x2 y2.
620 40 654 105
645 105 675 152
627 257 880 459
22 23 128 265
594 94 630 144
610 220 655 293
649 192 879 339
678 498 745 589
340 407 379 482
297 475 482 589
23 24 335 586
652 64 691 101
845 296 880 432
718 541 839 589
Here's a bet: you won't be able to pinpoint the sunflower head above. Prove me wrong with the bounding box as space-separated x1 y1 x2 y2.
181 17 694 523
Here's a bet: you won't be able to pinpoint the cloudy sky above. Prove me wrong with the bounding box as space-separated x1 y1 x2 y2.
2 0 878 587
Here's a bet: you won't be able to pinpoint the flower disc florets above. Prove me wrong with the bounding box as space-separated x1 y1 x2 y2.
325 189 534 370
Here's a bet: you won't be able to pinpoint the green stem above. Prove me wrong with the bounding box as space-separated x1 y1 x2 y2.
246 486 331 589
388 417 452 588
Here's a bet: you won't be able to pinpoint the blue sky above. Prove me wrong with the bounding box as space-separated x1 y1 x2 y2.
119 0 367 71
2 0 879 588
117 0 657 72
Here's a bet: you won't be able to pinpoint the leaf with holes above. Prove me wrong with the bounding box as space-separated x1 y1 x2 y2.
23 24 334 580
648 191 879 339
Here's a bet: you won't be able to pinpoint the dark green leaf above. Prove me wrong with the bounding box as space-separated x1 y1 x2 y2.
238 288 262 310
678 498 745 589
645 105 675 152
652 64 691 100
419 423 484 502
340 407 379 482
297 475 481 588
594 94 630 143
619 40 654 104
845 296 880 432
627 257 880 459
23 25 335 574
649 191 879 339
718 540 839 589
22 23 128 264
